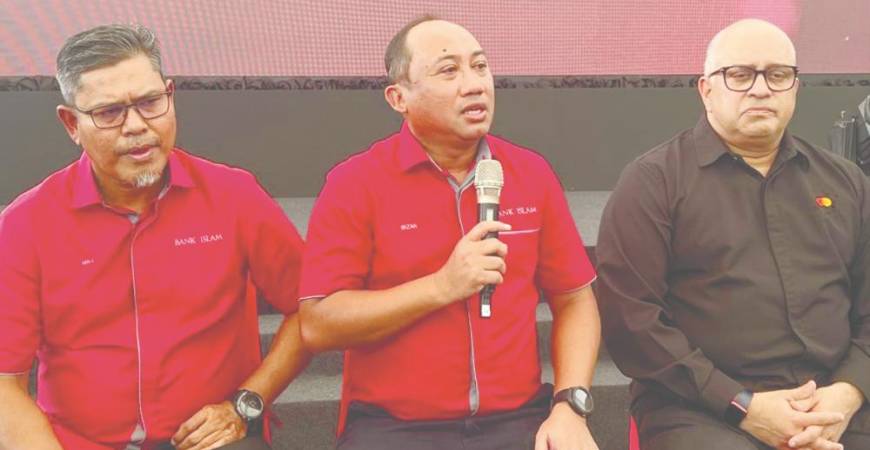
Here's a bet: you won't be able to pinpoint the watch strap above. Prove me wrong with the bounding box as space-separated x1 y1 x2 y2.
552 387 573 405
552 386 593 417
724 389 753 427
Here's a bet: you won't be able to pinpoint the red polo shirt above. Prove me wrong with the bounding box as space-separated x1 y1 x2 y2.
299 123 595 434
0 149 303 449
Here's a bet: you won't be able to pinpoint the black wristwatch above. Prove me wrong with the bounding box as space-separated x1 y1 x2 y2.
552 386 594 418
724 389 753 427
232 389 265 422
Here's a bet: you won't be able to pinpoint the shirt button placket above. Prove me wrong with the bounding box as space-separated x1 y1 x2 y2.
763 176 806 357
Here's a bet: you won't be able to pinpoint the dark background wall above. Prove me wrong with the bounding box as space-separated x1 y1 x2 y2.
2 79 868 204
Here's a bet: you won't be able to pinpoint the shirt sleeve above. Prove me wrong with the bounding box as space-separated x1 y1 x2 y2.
0 205 41 373
298 163 374 301
595 160 744 417
238 174 305 315
832 171 870 402
534 161 596 297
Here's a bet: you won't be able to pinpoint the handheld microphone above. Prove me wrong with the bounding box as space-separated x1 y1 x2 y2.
474 159 504 318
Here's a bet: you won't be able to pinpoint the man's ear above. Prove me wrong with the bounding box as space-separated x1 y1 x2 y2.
165 78 177 111
384 83 408 114
56 105 81 146
698 76 713 113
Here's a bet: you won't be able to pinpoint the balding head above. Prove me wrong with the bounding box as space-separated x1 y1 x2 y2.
704 19 796 75
698 19 799 155
384 15 440 83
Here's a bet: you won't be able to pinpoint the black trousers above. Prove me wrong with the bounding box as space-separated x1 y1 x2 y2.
337 385 553 450
635 394 870 450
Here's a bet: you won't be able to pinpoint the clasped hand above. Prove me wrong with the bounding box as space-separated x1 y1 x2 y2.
740 380 863 450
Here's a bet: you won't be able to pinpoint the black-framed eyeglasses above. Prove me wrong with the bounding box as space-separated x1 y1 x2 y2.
74 87 174 129
707 65 799 92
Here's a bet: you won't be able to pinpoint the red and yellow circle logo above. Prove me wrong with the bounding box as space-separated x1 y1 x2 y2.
815 196 833 208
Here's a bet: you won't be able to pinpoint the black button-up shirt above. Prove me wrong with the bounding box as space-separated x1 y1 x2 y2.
596 116 870 417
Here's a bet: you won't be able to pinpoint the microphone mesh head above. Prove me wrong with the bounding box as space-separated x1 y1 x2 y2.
474 159 504 204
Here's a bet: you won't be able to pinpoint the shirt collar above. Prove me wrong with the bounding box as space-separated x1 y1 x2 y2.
397 121 495 172
446 140 493 191
693 115 807 168
397 122 430 171
71 148 195 209
776 132 807 168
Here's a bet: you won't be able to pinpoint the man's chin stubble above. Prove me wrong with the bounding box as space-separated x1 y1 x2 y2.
133 171 162 188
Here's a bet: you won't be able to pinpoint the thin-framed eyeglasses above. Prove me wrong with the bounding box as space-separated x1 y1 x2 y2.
706 65 799 92
74 86 174 129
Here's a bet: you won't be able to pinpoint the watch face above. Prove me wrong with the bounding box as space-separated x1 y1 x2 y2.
236 391 264 420
571 388 594 414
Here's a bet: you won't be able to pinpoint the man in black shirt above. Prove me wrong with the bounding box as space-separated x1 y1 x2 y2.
597 19 870 450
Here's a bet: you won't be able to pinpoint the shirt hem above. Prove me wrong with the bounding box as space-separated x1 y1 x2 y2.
547 276 597 296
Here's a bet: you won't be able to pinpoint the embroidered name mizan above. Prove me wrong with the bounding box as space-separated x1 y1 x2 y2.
174 233 225 246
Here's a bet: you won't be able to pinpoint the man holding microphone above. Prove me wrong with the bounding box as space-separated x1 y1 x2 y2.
298 16 602 450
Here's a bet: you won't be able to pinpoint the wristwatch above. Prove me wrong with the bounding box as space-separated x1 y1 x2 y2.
232 389 265 422
552 386 594 418
724 389 753 427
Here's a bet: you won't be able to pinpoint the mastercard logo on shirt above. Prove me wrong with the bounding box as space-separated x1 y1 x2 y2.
815 195 833 208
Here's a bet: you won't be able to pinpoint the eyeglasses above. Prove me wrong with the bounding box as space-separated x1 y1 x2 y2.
74 87 174 129
707 65 798 92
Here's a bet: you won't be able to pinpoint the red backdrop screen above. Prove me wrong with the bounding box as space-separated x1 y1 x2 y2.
1 0 867 76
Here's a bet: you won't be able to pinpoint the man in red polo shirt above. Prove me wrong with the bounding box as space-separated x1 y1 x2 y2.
0 25 308 449
299 17 602 450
